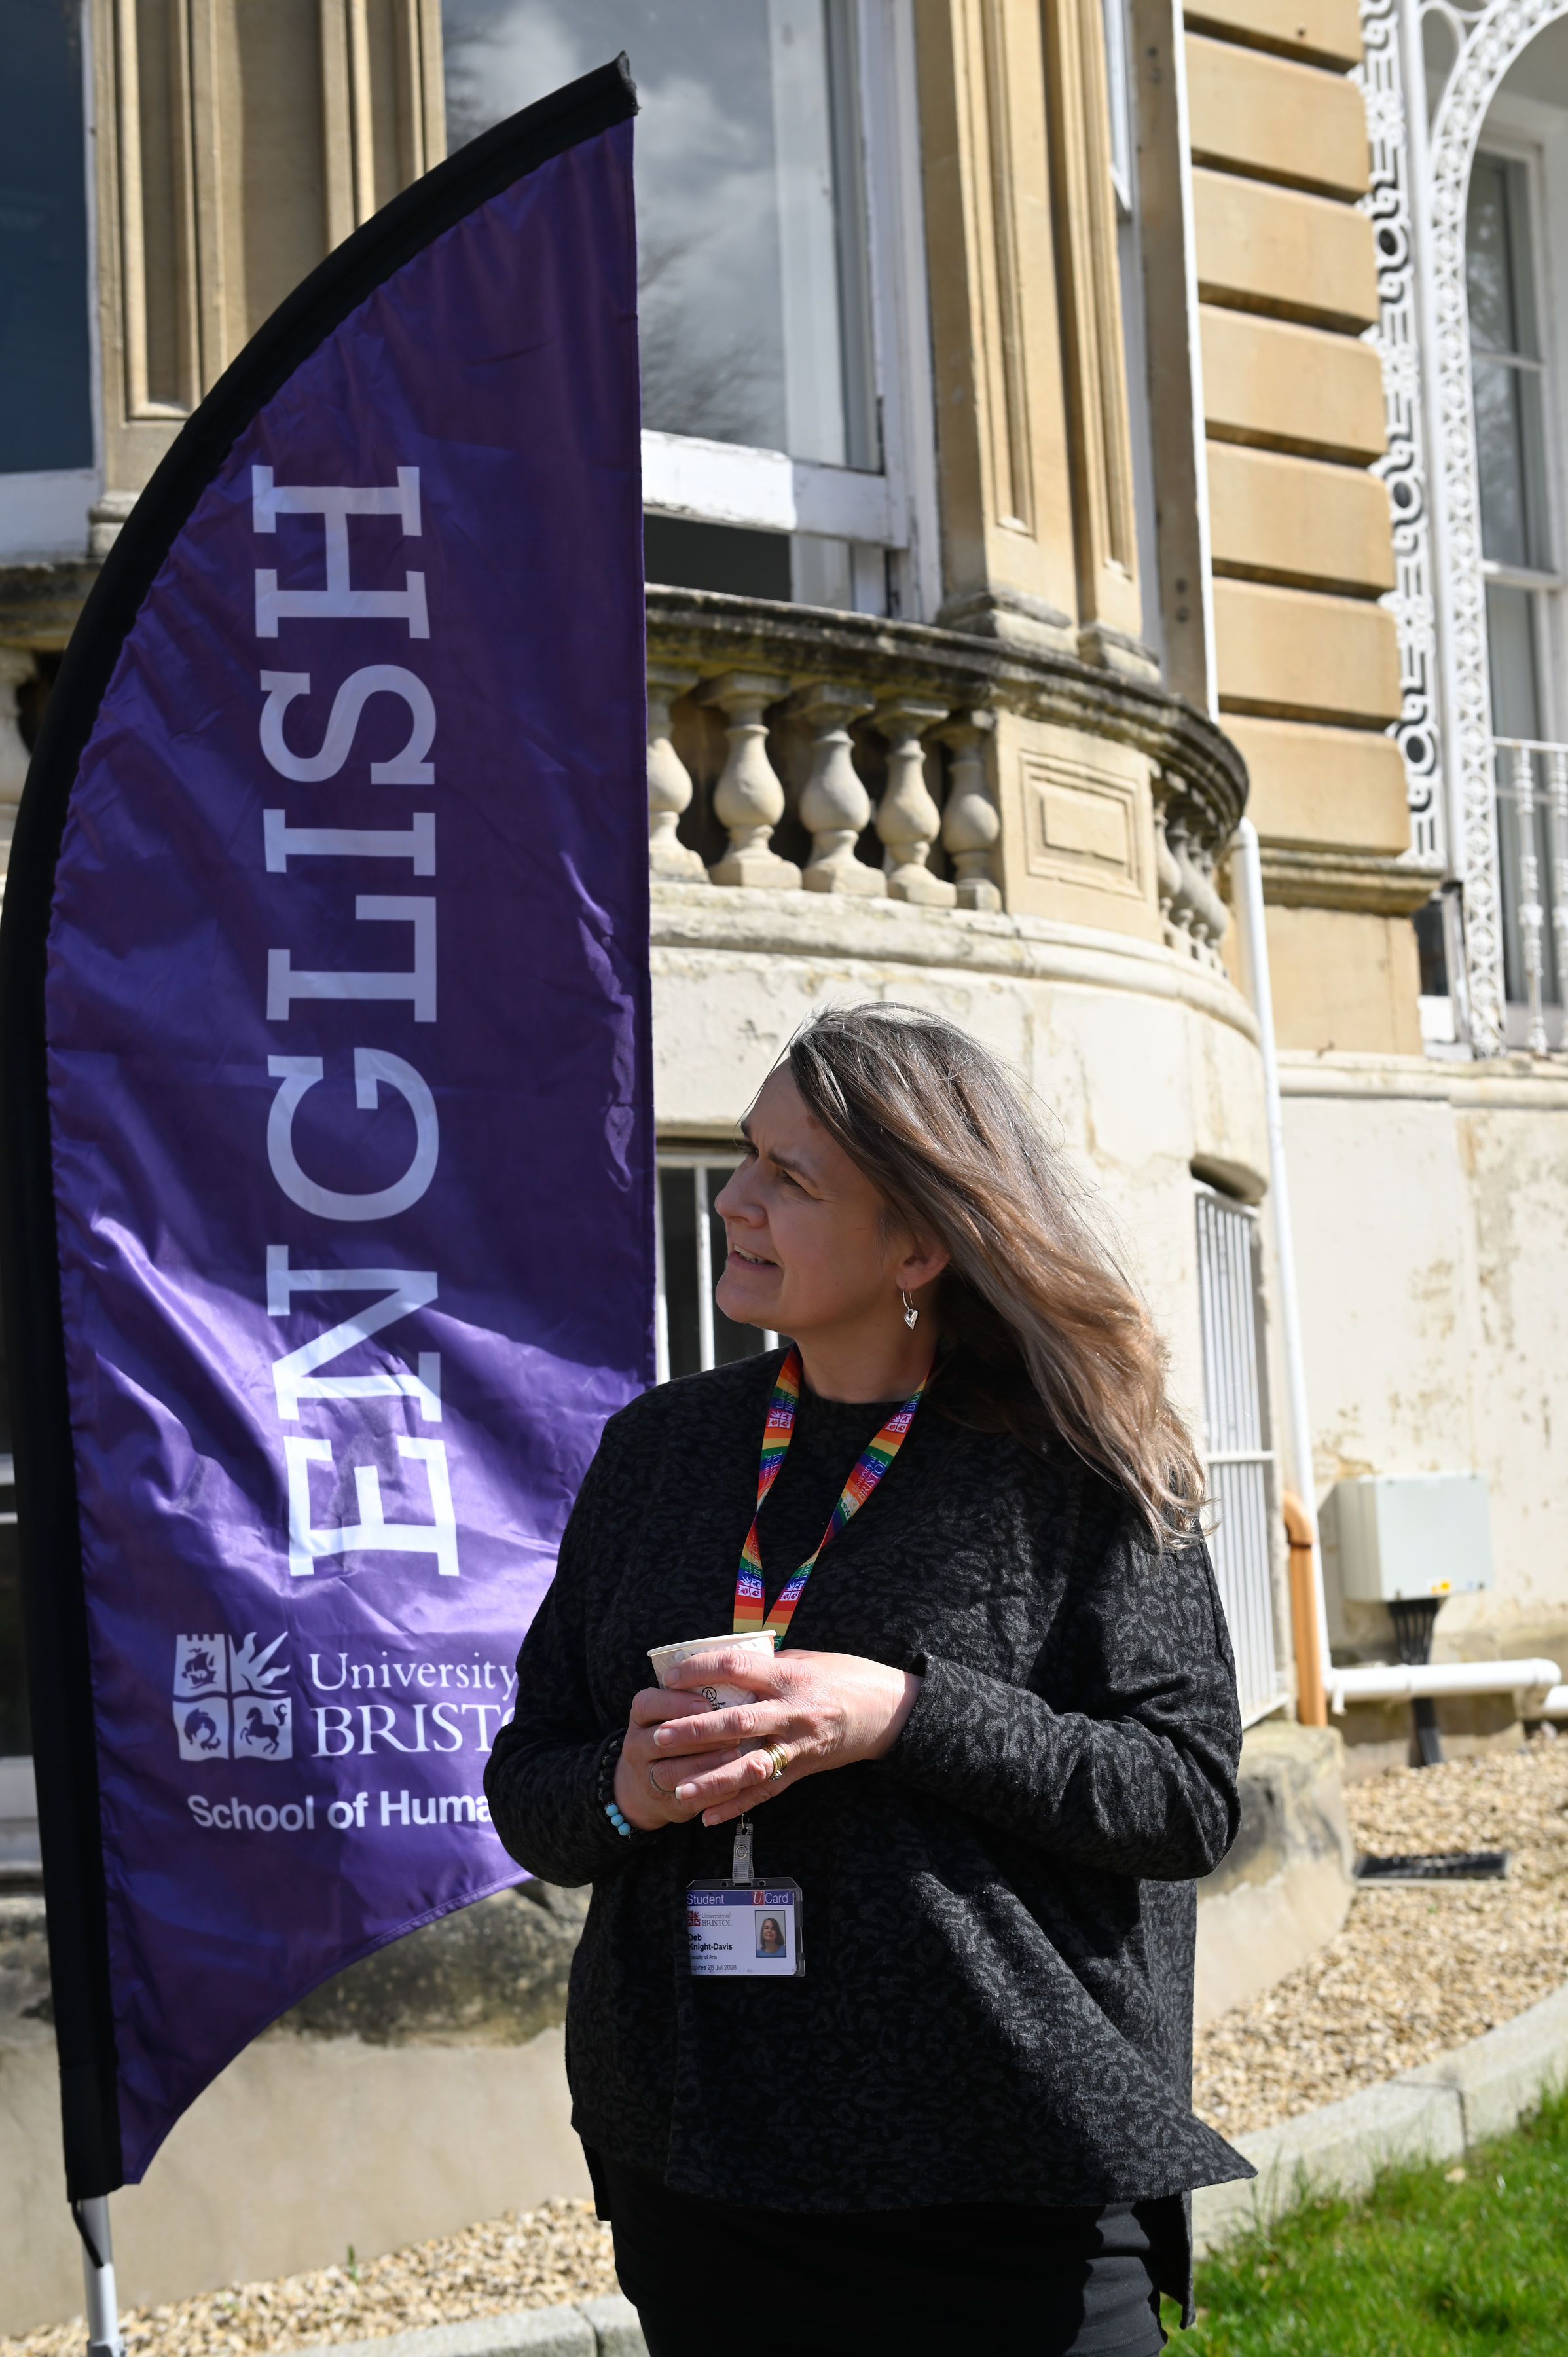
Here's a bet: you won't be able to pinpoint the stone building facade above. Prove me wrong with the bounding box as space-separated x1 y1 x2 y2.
4 0 1561 1745
1 0 1567 2322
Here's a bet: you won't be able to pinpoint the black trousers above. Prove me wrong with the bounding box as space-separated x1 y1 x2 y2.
596 2156 1172 2357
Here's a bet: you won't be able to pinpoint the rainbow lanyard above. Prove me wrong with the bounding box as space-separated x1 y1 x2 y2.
733 1343 934 1641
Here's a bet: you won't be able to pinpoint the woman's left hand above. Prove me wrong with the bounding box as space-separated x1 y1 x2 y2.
652 1645 921 1828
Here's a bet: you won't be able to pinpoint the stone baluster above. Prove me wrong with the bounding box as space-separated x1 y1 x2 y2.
1188 839 1230 966
1169 811 1227 964
1166 811 1198 951
698 672 800 890
646 663 706 880
937 710 1000 911
873 696 955 905
0 649 34 874
1152 788 1184 951
790 681 883 896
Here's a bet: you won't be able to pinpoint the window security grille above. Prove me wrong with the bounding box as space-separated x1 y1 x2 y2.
1194 1187 1283 1725
655 1156 778 1385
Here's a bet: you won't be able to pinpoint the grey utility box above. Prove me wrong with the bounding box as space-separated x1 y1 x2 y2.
1331 1472 1493 1603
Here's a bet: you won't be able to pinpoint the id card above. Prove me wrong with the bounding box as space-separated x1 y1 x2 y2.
687 1881 803 1976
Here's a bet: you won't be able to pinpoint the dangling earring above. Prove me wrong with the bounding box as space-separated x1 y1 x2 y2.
900 1290 919 1330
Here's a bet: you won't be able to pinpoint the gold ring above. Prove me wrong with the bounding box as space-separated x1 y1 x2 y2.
765 1743 788 1780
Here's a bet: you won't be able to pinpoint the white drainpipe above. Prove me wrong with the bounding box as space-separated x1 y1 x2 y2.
1235 818 1566 1728
1329 1660 1563 1712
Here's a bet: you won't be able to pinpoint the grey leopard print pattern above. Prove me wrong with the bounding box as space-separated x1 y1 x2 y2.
486 1351 1254 2242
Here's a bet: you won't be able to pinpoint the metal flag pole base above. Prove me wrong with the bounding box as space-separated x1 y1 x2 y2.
72 2197 126 2357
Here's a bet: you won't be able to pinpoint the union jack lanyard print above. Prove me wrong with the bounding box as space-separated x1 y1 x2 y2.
731 1342 935 1642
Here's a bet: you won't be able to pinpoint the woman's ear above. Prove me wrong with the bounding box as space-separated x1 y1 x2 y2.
896 1233 951 1292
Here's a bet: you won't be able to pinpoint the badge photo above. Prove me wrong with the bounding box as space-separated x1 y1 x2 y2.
686 1881 803 1977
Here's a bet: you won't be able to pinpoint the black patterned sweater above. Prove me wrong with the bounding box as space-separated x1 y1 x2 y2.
486 1347 1253 2227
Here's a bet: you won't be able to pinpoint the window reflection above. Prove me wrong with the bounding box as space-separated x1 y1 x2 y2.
1487 583 1560 1010
1467 153 1560 1019
442 1 877 468
0 1 93 477
1466 156 1550 573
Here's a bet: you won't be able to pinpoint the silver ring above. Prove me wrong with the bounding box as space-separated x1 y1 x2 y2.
765 1743 788 1781
648 1764 666 1797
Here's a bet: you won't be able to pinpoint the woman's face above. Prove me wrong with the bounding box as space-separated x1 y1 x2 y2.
760 1918 784 1950
714 1069 947 1343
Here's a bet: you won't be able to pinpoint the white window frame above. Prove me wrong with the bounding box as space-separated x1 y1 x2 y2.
1101 0 1162 675
1472 113 1568 750
1468 115 1568 1040
0 469 99 564
640 0 941 622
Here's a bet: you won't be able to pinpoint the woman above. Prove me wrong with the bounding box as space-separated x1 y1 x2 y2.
487 1005 1250 2356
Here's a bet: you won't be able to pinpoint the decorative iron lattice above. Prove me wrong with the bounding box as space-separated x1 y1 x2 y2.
1356 0 1444 863
1353 0 1568 1051
1349 0 1433 867
1423 0 1568 1051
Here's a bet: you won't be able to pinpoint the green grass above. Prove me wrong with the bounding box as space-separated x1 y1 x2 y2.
1159 2087 1568 2353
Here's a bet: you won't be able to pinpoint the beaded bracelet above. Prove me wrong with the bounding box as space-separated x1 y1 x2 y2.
595 1730 632 1838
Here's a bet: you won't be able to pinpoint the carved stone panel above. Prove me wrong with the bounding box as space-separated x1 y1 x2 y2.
994 716 1159 936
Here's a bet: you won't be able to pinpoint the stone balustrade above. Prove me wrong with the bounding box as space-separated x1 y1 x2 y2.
648 658 1002 913
644 587 1247 957
1154 772 1232 972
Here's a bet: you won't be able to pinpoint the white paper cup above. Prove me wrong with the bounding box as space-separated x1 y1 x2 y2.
647 1630 779 1709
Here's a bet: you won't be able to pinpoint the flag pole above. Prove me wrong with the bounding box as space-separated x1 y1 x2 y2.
73 2199 125 2357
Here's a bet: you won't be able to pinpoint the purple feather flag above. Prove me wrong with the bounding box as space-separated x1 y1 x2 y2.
0 60 649 2195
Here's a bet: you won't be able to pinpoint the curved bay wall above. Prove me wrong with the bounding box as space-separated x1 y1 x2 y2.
649 883 1269 1461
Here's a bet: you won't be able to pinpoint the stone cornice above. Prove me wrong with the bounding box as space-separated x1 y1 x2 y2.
1256 843 1445 916
649 879 1262 1046
1277 1048 1568 1104
646 585 1250 847
0 561 102 650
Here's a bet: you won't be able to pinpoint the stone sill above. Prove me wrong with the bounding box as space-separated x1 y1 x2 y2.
0 560 102 650
1277 1048 1568 1108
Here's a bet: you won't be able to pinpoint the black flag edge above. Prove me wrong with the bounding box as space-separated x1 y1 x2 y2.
0 54 638 2203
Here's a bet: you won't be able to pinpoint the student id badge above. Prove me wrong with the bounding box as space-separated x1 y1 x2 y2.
686 1879 803 1976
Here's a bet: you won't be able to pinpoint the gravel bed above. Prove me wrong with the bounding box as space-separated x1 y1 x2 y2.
0 2202 620 2357
1194 1736 1568 2141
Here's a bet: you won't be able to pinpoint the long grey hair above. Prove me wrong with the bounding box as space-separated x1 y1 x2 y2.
785 1003 1204 1544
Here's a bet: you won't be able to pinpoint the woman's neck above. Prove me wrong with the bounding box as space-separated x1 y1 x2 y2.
792 1323 936 1405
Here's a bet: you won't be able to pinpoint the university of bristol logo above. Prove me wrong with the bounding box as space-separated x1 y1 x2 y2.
173 1631 293 1761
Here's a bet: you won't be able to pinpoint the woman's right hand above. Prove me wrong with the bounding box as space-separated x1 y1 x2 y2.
613 1685 742 1831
